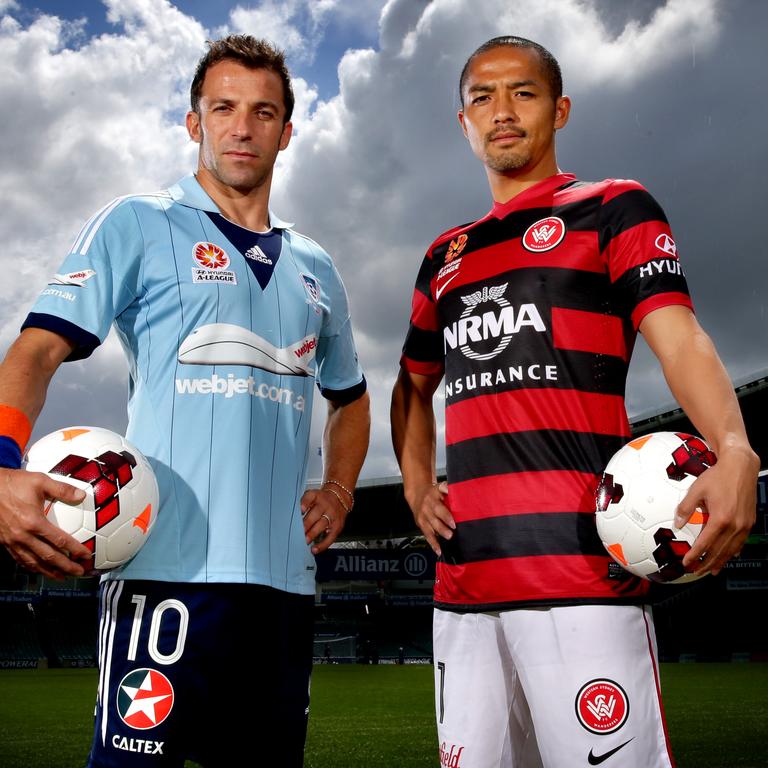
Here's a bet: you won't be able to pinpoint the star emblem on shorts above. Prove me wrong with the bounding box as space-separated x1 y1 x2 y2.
117 668 175 729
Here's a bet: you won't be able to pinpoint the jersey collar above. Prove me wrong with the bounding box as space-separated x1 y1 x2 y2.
490 173 577 220
168 173 294 230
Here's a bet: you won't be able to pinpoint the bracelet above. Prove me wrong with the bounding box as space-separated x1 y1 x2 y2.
321 486 351 515
323 478 354 504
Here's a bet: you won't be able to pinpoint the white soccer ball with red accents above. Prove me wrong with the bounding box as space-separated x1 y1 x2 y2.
595 431 716 584
25 426 159 572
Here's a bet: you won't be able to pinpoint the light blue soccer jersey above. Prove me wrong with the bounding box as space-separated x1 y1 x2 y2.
24 175 365 594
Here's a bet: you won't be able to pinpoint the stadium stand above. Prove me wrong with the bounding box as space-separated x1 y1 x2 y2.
39 591 98 667
0 597 45 669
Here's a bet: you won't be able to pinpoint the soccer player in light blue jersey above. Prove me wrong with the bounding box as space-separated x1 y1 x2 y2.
0 35 370 766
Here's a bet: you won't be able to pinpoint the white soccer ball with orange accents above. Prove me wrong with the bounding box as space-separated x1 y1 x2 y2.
25 426 159 572
595 431 716 584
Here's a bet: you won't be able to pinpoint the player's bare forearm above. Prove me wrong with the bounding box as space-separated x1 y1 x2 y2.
0 328 92 577
0 328 75 420
391 368 439 497
641 306 759 573
391 368 454 554
302 390 370 554
321 390 371 491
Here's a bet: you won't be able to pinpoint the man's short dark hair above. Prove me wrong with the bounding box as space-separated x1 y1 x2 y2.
190 35 295 123
459 36 563 106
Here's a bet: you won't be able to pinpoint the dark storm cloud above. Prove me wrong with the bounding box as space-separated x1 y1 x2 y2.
2 0 764 477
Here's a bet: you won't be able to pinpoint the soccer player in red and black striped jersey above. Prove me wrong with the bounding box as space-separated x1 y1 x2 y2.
391 36 758 768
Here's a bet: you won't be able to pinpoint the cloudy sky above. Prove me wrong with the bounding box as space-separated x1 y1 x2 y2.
1 0 765 480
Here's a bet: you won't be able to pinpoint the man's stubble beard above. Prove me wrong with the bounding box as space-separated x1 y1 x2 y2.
199 126 274 193
483 145 531 174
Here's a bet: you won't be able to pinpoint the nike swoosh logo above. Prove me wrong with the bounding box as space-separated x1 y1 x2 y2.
435 273 459 300
588 738 634 765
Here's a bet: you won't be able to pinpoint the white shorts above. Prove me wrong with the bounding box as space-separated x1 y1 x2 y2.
433 604 674 768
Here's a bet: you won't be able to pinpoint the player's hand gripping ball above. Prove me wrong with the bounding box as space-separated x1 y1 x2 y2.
25 427 159 572
595 431 717 584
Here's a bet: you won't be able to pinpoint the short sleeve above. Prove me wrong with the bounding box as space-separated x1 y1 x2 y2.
21 199 144 360
400 249 444 376
600 180 694 329
315 262 366 403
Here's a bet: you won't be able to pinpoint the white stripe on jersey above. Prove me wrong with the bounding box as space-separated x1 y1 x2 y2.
73 197 127 255
98 580 123 746
71 191 171 255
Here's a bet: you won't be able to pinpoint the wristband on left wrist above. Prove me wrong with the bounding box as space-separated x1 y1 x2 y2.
0 435 22 470
0 404 31 470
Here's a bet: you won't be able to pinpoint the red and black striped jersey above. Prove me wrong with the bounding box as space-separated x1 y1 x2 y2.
401 173 693 611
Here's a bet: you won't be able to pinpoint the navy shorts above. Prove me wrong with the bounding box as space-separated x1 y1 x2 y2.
87 580 314 767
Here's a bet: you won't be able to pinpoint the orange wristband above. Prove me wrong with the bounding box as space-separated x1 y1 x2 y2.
0 404 32 453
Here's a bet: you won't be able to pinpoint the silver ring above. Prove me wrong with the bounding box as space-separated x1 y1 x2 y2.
321 513 333 530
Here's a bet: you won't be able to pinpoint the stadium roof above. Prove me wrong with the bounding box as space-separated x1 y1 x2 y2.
343 371 768 541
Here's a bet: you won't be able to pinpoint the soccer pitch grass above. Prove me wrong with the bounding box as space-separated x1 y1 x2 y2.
1 664 766 767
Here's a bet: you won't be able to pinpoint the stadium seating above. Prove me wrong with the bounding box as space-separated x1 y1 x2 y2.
0 600 45 668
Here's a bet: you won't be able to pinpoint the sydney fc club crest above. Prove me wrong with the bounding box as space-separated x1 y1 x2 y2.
301 274 320 303
117 668 175 730
522 217 566 252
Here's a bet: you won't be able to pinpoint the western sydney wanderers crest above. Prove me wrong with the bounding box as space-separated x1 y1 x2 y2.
191 242 237 284
522 216 566 252
575 679 629 735
117 668 175 730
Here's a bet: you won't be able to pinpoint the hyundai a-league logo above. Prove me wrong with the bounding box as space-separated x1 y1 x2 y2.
575 679 629 735
117 669 175 730
193 242 230 269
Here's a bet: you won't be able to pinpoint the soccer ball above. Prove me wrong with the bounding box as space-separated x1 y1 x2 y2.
25 426 159 572
595 431 717 584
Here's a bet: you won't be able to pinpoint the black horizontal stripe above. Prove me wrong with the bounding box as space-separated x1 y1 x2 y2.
598 188 668 253
403 324 443 363
22 312 101 361
444 347 630 403
414 253 436 297
613 261 690 309
441 511 605 564
447 429 625 481
318 376 367 404
437 266 622 323
437 265 634 403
